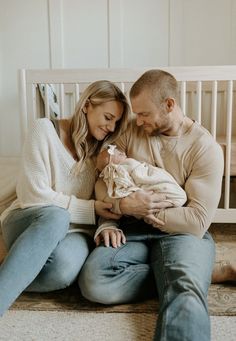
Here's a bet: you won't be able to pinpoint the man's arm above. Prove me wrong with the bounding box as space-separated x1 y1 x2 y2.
155 141 224 238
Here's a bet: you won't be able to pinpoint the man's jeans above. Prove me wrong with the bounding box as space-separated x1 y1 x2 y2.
0 206 92 316
79 218 215 341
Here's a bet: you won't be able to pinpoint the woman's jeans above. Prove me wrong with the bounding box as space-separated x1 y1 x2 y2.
0 206 92 316
79 218 215 341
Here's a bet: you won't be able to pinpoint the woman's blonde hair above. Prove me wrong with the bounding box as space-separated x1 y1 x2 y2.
70 80 130 172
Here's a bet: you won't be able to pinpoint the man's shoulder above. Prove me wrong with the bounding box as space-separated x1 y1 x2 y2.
190 122 223 160
191 122 219 146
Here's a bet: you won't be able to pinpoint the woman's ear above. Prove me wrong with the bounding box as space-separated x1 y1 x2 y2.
82 99 90 114
165 98 175 113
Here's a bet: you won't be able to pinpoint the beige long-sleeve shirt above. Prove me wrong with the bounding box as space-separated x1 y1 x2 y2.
96 118 224 239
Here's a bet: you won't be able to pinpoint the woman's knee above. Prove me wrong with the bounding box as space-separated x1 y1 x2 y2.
28 250 84 291
28 233 91 292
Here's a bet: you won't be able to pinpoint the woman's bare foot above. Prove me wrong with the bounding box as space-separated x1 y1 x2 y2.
211 261 236 283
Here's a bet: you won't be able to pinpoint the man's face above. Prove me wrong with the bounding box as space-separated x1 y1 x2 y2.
131 90 172 136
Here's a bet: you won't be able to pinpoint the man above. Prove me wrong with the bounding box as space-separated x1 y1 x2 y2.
79 70 224 340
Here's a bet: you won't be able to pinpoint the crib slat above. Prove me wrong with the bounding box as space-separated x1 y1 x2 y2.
224 80 233 209
180 81 186 114
211 81 218 139
44 84 50 118
59 84 65 118
31 84 37 121
196 81 202 124
75 83 80 106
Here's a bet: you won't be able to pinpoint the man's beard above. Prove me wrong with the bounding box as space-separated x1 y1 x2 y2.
144 127 161 136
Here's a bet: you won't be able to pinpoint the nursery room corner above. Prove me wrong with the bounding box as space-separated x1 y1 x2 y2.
0 1 236 340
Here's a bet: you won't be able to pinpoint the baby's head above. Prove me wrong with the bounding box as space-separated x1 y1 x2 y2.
96 145 127 171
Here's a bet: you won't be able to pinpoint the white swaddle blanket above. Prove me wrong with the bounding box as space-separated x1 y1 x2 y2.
99 160 187 207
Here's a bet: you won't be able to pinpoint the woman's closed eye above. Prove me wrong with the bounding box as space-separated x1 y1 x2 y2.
105 115 112 121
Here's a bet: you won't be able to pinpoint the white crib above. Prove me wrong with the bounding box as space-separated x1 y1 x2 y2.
18 66 236 223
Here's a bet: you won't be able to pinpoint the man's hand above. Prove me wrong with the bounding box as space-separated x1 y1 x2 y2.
95 201 121 220
144 213 165 227
119 190 172 218
95 228 126 248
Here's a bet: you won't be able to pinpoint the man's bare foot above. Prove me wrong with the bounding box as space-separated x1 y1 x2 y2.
211 261 236 283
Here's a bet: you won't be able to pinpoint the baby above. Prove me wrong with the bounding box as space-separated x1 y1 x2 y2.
94 145 187 247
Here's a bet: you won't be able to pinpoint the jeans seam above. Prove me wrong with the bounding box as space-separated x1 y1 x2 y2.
158 238 169 340
110 244 149 273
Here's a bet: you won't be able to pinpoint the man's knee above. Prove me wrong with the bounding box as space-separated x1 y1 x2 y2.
78 246 127 304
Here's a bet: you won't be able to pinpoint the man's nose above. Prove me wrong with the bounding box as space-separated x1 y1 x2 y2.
136 115 144 126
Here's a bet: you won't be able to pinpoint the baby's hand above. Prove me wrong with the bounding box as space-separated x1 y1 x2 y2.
95 228 126 248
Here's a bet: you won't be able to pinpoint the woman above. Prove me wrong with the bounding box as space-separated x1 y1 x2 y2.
0 80 130 316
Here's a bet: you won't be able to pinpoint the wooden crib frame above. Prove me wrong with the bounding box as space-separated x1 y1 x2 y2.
18 66 236 223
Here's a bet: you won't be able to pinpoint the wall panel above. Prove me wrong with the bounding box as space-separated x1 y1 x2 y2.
0 0 50 156
169 0 236 66
62 0 108 68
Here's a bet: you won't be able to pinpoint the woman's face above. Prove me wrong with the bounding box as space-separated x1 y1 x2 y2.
85 100 124 140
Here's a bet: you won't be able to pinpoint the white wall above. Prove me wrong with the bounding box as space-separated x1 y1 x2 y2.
1 0 236 156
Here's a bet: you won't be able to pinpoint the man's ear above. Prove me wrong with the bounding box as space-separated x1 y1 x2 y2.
165 98 175 113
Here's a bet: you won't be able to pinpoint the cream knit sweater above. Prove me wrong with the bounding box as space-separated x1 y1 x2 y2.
1 119 96 232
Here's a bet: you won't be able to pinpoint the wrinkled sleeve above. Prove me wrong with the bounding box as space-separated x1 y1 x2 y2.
157 141 224 238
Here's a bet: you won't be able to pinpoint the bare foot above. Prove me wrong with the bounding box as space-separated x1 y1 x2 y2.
211 261 236 283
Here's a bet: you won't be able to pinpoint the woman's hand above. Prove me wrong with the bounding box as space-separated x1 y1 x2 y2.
95 200 122 220
95 228 126 248
119 190 172 218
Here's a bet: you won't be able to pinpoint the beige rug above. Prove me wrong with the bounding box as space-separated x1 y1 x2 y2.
1 223 235 316
1 311 236 341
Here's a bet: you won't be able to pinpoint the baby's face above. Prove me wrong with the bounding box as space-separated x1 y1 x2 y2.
110 149 127 164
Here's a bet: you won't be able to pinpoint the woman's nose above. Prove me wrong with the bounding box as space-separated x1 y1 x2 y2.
107 121 115 132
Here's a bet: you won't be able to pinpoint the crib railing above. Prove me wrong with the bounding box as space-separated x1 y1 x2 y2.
18 66 236 223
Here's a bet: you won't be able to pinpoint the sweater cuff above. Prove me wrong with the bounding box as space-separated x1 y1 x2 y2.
68 195 96 225
94 222 120 241
112 198 122 215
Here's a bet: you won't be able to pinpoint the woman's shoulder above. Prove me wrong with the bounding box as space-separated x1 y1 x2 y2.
29 118 56 136
30 118 53 129
25 118 57 144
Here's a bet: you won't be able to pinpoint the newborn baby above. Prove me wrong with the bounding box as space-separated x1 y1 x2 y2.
96 144 187 206
94 145 187 247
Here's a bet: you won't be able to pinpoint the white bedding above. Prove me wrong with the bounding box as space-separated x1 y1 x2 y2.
0 157 20 215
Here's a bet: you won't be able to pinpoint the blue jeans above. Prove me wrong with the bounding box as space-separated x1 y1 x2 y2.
0 206 93 316
79 218 215 341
